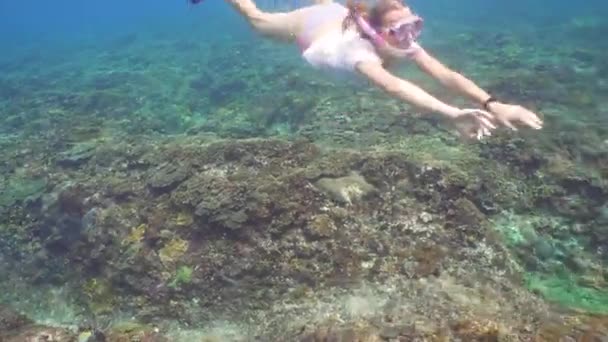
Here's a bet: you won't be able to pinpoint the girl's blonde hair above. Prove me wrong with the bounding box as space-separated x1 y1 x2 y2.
342 0 405 37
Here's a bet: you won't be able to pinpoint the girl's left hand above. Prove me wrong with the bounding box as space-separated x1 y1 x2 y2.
487 102 543 131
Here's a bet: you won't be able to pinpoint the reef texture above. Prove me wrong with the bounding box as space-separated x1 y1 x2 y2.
0 133 606 341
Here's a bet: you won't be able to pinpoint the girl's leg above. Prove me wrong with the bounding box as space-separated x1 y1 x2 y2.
225 0 308 42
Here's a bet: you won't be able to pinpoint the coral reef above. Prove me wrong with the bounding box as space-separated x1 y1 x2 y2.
0 134 605 340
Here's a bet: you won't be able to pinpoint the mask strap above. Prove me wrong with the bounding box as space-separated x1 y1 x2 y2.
354 15 387 47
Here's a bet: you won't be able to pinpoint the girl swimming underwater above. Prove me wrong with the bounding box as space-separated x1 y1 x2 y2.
196 0 543 139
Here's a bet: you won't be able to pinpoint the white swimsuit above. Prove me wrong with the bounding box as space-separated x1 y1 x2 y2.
297 3 381 72
302 27 383 72
296 3 421 73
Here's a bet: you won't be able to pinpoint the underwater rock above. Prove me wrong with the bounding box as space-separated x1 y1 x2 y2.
0 305 32 332
0 307 76 342
1 325 77 342
1 131 607 339
75 329 106 342
158 237 189 267
57 142 97 167
147 162 190 192
598 204 608 224
104 322 168 342
447 197 489 231
0 175 46 207
90 71 136 90
305 214 337 239
314 171 376 205
532 238 555 260
298 323 381 342
173 171 254 232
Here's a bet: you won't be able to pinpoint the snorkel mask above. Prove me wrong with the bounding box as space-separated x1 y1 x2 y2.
384 16 423 48
353 9 423 58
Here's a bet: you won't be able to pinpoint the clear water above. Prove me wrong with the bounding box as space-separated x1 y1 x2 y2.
1 0 607 340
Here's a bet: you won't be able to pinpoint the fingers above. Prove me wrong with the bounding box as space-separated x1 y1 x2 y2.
470 110 496 140
465 105 544 132
467 123 492 141
472 126 492 140
455 108 498 141
460 108 497 129
525 118 542 129
507 113 542 130
476 127 488 140
524 114 543 129
478 116 497 130
515 107 544 130
499 117 518 131
462 108 495 121
476 109 496 122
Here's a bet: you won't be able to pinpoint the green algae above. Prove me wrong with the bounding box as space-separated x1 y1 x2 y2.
0 175 46 207
393 135 483 169
526 272 608 314
168 265 193 289
159 238 189 267
492 212 552 247
82 278 116 315
492 212 608 314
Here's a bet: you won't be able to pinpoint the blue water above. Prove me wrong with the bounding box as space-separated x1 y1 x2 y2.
1 1 607 52
0 0 606 84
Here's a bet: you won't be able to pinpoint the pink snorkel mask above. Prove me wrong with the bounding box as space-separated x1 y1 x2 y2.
385 16 423 47
354 11 423 58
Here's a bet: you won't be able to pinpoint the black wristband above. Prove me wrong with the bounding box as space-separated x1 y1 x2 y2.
483 97 498 110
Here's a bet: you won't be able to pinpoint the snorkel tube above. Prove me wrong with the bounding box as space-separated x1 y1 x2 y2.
353 11 423 59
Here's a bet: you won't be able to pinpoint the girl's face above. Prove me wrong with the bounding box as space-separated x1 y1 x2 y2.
381 4 414 28
380 3 422 49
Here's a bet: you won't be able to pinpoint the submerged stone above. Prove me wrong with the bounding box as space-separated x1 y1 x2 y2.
0 175 47 207
148 162 191 191
105 322 168 342
306 214 337 238
314 171 376 205
0 306 76 342
57 142 97 166
0 305 32 332
2 325 77 342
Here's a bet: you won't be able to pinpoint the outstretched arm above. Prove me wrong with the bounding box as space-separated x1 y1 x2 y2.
356 61 460 117
355 61 495 139
411 48 492 108
411 48 543 130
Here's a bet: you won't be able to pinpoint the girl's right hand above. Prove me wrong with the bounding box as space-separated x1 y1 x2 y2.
449 108 497 140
